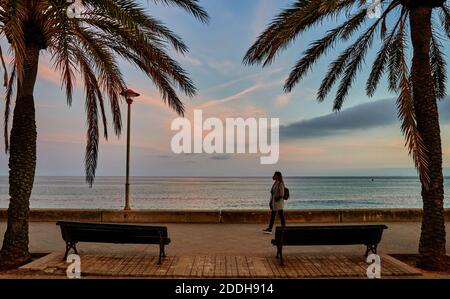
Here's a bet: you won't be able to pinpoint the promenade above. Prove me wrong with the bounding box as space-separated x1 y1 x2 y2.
1 221 450 278
2 222 448 256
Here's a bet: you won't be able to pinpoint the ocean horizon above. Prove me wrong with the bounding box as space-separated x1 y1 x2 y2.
0 176 449 210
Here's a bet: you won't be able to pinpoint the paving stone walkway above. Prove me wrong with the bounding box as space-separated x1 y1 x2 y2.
21 252 421 278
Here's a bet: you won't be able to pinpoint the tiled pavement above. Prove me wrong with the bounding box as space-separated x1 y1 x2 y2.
21 252 422 278
2 222 450 278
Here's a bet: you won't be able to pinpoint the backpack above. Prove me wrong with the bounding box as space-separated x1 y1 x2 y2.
283 187 290 200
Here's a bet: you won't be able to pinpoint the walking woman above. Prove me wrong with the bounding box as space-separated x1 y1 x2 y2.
263 171 286 234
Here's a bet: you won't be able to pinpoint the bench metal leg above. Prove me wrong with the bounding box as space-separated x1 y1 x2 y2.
157 232 167 265
161 244 166 258
158 248 166 265
158 243 166 265
278 227 285 266
365 244 378 257
63 241 78 260
277 245 284 266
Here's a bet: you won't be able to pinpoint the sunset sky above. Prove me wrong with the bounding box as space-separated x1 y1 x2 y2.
1 0 450 177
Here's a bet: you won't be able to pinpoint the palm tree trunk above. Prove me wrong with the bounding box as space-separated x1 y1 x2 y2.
410 6 447 271
0 45 39 269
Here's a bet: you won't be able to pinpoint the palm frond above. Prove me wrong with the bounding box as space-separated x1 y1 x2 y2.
85 0 190 53
333 27 380 110
75 49 101 187
149 0 209 23
317 19 381 105
73 24 127 137
387 14 408 93
395 18 430 188
3 65 15 153
333 1 404 109
0 44 8 87
1 0 206 186
366 8 406 97
83 16 196 110
440 5 450 39
284 8 367 92
48 5 76 105
430 32 447 100
121 48 186 115
3 0 27 80
243 0 358 66
315 1 399 105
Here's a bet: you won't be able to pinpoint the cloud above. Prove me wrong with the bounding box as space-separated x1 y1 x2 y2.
198 84 262 109
37 61 84 89
37 64 62 85
275 88 317 107
178 54 202 66
206 59 236 73
202 67 284 94
135 91 173 112
209 155 233 160
251 0 276 36
198 77 284 109
281 97 450 140
275 94 290 107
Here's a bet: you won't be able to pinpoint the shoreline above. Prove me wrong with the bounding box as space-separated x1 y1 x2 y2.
1 208 449 223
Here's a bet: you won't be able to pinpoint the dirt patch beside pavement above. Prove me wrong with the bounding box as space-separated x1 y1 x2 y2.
0 253 48 276
391 254 450 276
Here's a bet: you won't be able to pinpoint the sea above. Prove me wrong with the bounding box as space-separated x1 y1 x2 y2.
0 176 449 210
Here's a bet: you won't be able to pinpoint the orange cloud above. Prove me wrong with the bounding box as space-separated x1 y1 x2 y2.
37 63 62 85
40 132 85 144
40 131 167 152
197 78 285 109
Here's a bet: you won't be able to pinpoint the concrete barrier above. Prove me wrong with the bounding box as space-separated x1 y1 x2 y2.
101 210 221 223
29 209 103 222
1 208 449 223
220 210 269 223
340 209 424 222
286 209 342 223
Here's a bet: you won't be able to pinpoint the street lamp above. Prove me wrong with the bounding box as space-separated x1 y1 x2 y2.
120 88 140 210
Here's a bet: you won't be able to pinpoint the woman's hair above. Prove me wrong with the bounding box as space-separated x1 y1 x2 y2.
274 171 283 182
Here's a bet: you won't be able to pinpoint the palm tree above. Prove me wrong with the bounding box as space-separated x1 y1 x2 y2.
244 0 449 270
0 0 208 269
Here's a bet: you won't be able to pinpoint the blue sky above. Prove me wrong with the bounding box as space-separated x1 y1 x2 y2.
0 0 449 177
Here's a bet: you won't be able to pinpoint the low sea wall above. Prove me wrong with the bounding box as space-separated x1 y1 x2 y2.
1 208 449 223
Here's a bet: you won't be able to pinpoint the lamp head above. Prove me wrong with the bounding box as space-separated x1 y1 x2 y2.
120 88 140 104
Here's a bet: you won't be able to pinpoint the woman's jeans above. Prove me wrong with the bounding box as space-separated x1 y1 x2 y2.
268 210 285 230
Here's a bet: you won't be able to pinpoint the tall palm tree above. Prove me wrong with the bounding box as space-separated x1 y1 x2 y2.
0 0 208 268
244 0 448 270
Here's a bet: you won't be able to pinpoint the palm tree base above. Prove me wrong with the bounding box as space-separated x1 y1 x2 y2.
416 256 449 272
0 251 31 270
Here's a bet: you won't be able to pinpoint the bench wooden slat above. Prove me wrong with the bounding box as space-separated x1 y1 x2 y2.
271 225 388 265
56 221 170 265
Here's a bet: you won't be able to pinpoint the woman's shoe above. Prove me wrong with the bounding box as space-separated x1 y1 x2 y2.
263 228 272 234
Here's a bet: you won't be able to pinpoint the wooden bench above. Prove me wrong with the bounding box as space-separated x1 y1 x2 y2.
56 221 171 264
271 225 388 265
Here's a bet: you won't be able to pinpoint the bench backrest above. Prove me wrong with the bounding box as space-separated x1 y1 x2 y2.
273 225 388 246
56 221 169 244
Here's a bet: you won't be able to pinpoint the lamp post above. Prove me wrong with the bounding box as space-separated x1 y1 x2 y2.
120 88 140 210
